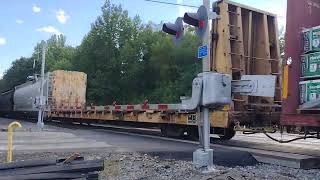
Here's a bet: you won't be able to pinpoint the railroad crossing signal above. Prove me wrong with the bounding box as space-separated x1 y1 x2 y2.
183 5 219 38
163 2 221 172
183 5 208 38
162 17 184 45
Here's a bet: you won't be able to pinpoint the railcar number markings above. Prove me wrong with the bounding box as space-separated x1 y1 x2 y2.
187 114 197 125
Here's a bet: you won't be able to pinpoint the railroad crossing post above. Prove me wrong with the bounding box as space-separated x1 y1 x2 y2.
37 41 46 129
162 0 216 171
200 0 214 171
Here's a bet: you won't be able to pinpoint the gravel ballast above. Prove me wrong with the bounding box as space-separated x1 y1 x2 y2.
0 151 319 180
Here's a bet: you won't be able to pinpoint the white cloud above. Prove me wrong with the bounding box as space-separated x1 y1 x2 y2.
36 26 62 35
32 4 41 13
0 37 6 46
55 9 70 24
16 19 24 24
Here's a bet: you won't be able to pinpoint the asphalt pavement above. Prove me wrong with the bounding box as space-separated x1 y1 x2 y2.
0 118 257 167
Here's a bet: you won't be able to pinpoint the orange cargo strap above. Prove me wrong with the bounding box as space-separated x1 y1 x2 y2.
282 65 289 99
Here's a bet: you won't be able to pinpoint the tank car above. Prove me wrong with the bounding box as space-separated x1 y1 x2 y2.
13 77 48 116
0 90 14 116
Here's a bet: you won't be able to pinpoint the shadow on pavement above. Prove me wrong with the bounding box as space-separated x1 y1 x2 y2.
145 147 258 167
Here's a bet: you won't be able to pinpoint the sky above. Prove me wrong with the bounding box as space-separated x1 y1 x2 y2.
0 0 287 78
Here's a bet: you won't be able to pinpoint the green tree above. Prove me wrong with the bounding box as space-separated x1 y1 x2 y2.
279 37 285 62
72 0 148 104
33 34 75 72
0 0 202 106
0 57 34 91
0 34 75 92
147 31 201 103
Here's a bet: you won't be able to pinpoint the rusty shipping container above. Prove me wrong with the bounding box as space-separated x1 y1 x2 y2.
211 0 281 127
282 0 320 127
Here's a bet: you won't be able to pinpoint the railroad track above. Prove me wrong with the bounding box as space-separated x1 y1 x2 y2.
39 119 320 169
43 120 320 157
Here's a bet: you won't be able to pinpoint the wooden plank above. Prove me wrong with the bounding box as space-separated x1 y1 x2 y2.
0 160 104 176
242 10 253 75
51 70 87 108
236 7 245 77
0 157 84 170
226 4 248 111
63 153 81 164
0 159 57 171
211 18 218 71
215 1 232 74
213 1 233 120
0 172 88 180
251 13 273 105
252 14 271 74
242 10 253 107
233 6 247 111
229 4 242 80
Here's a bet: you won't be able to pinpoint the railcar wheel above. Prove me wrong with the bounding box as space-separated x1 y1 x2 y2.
186 126 199 140
160 126 168 137
286 126 293 133
160 125 185 138
218 127 236 140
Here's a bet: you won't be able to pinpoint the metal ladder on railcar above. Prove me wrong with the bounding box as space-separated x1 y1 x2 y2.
213 2 282 114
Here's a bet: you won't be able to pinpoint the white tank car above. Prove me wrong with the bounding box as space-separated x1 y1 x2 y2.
13 74 49 112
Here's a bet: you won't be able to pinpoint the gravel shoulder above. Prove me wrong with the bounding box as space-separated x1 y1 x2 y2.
1 118 319 179
0 151 319 180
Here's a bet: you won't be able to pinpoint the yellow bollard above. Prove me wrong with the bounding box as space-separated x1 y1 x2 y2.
7 121 22 163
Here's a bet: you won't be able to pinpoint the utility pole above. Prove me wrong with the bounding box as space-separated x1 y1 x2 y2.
37 41 46 129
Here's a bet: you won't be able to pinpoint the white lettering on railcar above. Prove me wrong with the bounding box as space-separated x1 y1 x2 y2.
187 114 197 125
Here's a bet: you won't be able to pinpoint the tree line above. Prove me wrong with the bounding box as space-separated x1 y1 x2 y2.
0 0 201 105
0 0 285 105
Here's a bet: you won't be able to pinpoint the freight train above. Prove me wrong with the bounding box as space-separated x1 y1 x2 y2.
0 70 237 140
0 70 87 119
0 79 46 118
0 0 283 140
1 0 320 141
